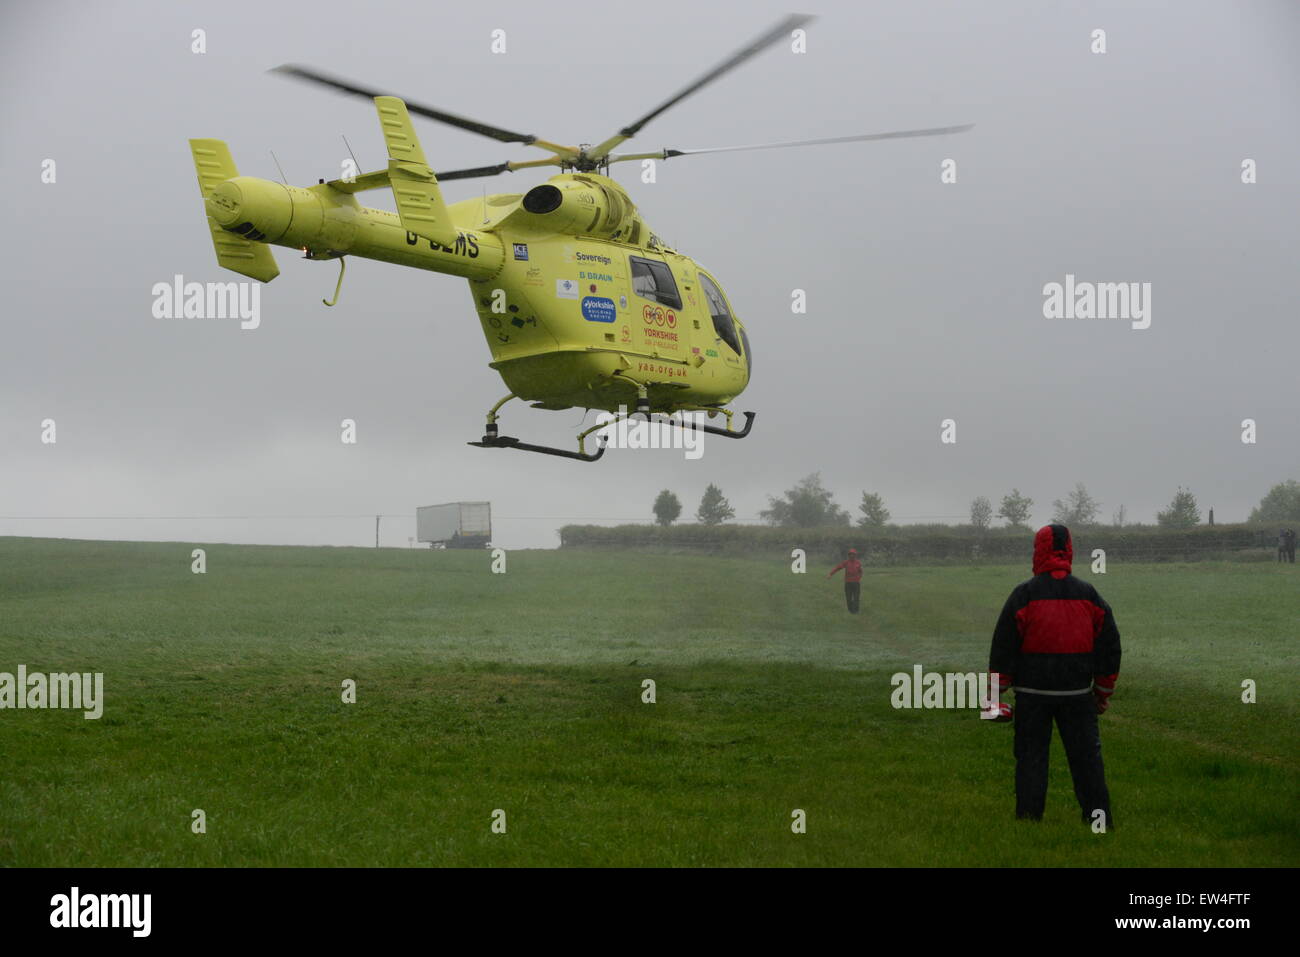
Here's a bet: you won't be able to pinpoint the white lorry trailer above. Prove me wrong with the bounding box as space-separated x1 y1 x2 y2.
416 502 492 549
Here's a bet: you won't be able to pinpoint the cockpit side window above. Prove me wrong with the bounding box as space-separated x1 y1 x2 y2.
698 271 741 356
629 256 682 310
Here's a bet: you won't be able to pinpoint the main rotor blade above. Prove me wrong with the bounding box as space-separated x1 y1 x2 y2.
272 64 576 158
434 163 515 182
434 157 563 181
586 13 815 162
605 124 974 164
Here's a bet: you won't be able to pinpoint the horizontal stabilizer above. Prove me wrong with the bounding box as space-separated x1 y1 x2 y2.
326 169 391 193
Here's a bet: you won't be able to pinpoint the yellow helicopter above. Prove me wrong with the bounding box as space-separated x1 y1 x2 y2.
188 14 970 461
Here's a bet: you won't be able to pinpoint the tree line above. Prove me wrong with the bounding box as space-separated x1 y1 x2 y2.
649 475 1300 529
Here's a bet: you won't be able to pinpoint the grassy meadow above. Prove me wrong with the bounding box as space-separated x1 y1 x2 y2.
0 537 1295 866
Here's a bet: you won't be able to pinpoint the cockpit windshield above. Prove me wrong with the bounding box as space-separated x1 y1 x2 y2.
698 272 742 357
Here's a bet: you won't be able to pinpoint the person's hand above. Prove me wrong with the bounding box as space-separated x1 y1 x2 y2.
1094 690 1110 715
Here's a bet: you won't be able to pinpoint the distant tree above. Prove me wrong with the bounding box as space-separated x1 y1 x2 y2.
1051 482 1101 528
1112 504 1127 527
1157 487 1201 529
653 489 682 527
1249 480 1300 524
696 483 735 526
760 473 851 528
857 491 891 528
970 496 993 531
997 488 1034 529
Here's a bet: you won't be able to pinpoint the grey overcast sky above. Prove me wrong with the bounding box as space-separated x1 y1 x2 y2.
2 0 1297 549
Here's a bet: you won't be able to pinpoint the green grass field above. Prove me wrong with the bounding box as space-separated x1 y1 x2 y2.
0 536 1296 867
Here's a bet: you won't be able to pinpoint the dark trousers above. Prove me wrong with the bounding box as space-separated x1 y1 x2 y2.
1013 692 1112 828
844 581 860 614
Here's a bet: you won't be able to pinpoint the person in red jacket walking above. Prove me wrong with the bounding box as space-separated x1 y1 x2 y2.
829 548 864 613
988 524 1121 830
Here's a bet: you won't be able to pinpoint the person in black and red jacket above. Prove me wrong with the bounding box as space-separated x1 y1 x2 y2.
988 524 1121 829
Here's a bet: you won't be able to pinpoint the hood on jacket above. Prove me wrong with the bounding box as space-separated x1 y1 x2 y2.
1033 524 1072 578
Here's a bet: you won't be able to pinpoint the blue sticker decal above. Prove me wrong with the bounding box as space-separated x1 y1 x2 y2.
513 243 528 261
581 296 617 323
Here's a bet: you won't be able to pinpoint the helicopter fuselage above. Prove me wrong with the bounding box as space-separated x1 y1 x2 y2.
206 170 751 415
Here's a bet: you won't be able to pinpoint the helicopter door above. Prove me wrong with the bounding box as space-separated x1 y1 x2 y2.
629 254 684 358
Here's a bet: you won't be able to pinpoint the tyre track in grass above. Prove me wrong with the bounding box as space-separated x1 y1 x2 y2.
1104 712 1298 771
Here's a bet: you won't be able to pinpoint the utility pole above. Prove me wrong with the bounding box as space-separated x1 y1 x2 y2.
375 515 380 548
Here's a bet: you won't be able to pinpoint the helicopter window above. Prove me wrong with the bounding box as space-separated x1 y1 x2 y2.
629 257 682 310
698 272 741 356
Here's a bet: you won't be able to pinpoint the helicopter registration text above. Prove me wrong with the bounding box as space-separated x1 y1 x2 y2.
405 230 480 258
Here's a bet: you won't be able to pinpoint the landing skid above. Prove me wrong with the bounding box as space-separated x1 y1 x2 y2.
670 410 756 439
467 392 755 463
468 431 607 462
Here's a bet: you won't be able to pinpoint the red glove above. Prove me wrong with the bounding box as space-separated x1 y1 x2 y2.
981 673 1014 722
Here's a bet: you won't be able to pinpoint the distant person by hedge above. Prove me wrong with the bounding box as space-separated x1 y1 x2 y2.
828 548 863 614
1279 528 1296 563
